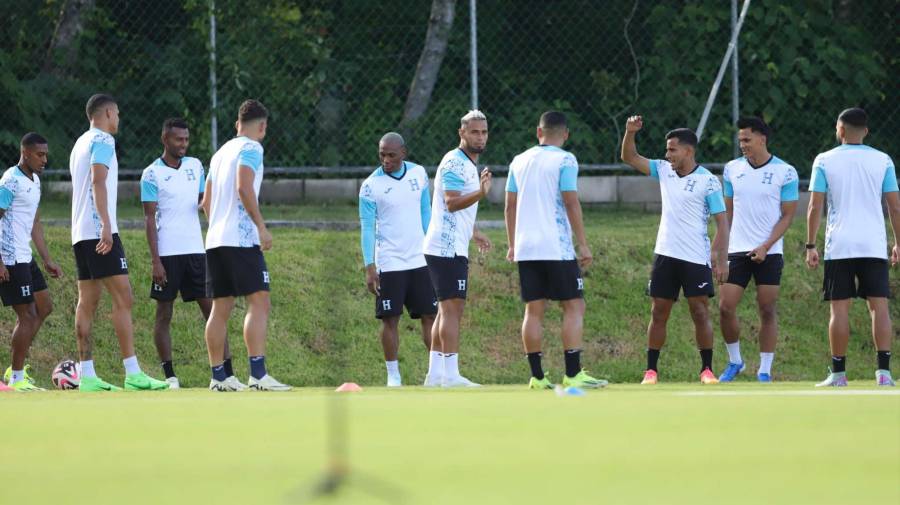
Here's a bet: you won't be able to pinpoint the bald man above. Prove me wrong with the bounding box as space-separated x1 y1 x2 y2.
359 132 437 387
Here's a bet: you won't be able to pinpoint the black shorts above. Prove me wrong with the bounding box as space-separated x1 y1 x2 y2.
823 258 890 300
206 246 270 298
647 254 715 301
376 266 438 319
73 234 129 281
726 253 784 288
151 254 207 302
424 254 469 301
517 260 584 302
0 260 48 306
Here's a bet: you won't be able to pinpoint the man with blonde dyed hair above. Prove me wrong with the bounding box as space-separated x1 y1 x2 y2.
422 110 493 387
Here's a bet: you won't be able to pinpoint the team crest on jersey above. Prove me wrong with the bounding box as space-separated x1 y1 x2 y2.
683 180 697 192
409 178 420 192
186 169 196 181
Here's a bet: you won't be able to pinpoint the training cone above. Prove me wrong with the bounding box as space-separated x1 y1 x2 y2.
0 381 13 392
335 382 363 393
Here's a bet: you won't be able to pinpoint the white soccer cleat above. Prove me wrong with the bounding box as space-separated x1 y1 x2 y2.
423 373 443 387
209 378 241 392
224 375 248 391
815 370 848 387
248 374 292 391
165 377 180 390
442 375 481 388
386 375 402 387
876 370 895 387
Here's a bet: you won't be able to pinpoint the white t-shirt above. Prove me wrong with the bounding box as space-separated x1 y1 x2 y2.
723 155 799 255
423 149 480 258
650 160 726 266
809 144 898 260
358 162 430 272
205 136 264 249
0 167 41 265
141 157 206 256
70 128 118 244
506 145 577 261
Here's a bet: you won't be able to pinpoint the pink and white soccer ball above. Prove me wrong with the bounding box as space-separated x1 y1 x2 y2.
51 360 81 390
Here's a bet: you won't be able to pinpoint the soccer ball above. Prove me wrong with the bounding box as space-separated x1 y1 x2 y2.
51 360 81 390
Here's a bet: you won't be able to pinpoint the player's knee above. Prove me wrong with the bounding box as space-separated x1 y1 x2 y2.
688 303 709 323
650 305 670 324
758 303 777 323
561 299 585 318
719 302 737 320
37 300 53 320
155 301 174 321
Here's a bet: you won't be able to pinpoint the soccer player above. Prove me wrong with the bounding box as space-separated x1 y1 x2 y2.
71 94 168 391
505 111 607 390
718 117 799 382
422 110 493 387
203 99 289 392
141 118 237 389
806 107 899 387
620 115 729 385
359 132 437 387
0 133 63 391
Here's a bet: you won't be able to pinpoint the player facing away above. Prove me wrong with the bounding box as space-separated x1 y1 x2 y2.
141 118 236 389
806 107 899 387
505 111 607 390
0 133 63 392
359 132 437 387
718 117 799 382
203 99 289 392
422 110 493 387
71 94 168 391
621 116 730 385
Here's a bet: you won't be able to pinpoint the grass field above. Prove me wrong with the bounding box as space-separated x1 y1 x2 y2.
3 384 898 504
0 201 898 388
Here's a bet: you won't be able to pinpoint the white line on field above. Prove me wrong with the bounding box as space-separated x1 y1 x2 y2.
675 390 900 397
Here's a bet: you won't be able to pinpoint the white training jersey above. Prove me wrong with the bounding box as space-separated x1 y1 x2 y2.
70 128 118 244
205 136 265 249
809 144 898 260
723 156 799 255
141 157 206 256
358 162 430 272
0 166 41 265
506 145 578 261
650 160 726 266
423 148 480 258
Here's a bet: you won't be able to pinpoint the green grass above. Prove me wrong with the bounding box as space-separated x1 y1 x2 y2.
4 384 898 504
0 203 897 388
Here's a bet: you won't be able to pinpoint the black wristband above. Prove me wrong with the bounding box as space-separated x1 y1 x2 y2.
805 243 816 249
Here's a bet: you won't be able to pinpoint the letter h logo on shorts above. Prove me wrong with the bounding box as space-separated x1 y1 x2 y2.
457 279 467 291
409 178 420 192
120 258 128 270
20 285 31 297
153 283 163 292
683 179 697 193
577 278 584 291
762 172 774 185
382 299 392 311
262 271 270 284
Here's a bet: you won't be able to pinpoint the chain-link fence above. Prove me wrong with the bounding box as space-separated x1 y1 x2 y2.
2 0 897 176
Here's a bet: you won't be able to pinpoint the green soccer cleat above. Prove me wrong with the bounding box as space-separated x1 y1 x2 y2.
79 376 123 392
4 365 35 385
528 376 554 390
11 380 45 392
562 370 609 389
124 372 170 391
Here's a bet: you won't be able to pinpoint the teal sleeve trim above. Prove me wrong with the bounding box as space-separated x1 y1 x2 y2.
420 187 431 234
442 169 465 191
0 187 13 209
883 165 899 193
505 171 518 192
780 179 800 201
89 141 114 167
238 148 263 172
140 181 158 202
810 165 828 193
723 180 734 198
199 170 206 193
706 190 726 215
559 160 578 191
359 197 376 266
649 160 660 180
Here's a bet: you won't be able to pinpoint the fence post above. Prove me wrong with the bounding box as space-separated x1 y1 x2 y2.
469 0 478 110
209 0 218 152
731 0 740 158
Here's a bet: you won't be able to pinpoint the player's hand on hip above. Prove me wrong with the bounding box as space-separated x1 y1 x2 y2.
577 243 593 269
891 244 899 267
96 225 113 255
625 115 643 132
748 245 767 264
259 227 273 251
151 259 167 286
806 248 819 269
365 264 380 296
44 260 63 279
0 264 8 283
479 167 492 197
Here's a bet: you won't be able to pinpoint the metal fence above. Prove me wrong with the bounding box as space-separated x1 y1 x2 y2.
2 0 897 177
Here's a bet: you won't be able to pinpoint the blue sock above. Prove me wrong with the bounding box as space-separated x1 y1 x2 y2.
249 356 267 380
211 363 227 381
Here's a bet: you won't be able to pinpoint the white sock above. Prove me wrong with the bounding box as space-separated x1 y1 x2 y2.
123 356 142 375
444 353 460 378
759 353 774 375
385 360 400 377
80 360 97 378
10 370 24 384
726 342 742 364
427 351 444 377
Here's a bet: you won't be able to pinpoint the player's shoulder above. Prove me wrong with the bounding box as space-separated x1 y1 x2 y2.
439 150 466 172
362 166 384 185
0 167 20 189
89 128 115 146
182 156 204 168
238 137 263 154
724 157 746 173
406 161 427 176
769 156 798 175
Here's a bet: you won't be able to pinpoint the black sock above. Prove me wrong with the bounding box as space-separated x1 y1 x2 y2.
832 356 846 373
161 360 175 379
877 351 891 371
564 349 581 378
249 355 267 380
700 349 713 372
223 357 234 377
647 349 660 372
526 352 544 380
211 364 227 381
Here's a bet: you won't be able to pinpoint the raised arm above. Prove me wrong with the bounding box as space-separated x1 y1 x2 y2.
444 167 492 212
621 115 651 175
